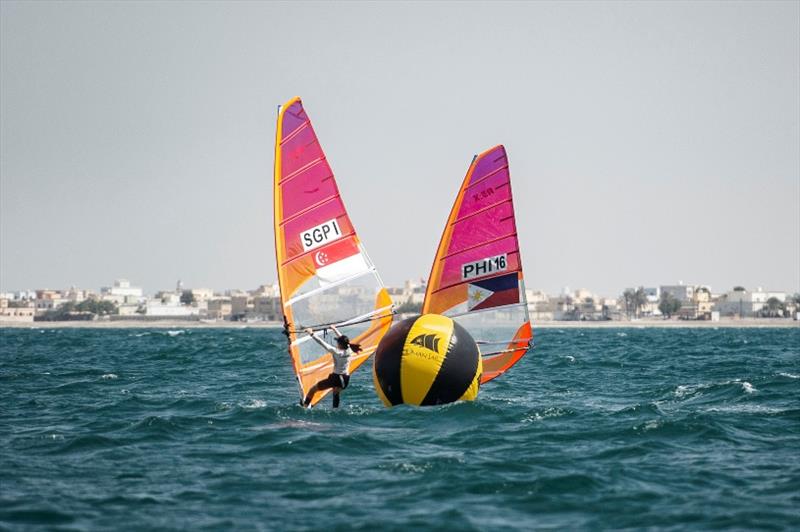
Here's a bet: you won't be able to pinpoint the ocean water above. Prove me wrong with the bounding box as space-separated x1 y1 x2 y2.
1 326 799 531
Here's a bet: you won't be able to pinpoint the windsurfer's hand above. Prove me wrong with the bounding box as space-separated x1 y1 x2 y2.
305 328 314 335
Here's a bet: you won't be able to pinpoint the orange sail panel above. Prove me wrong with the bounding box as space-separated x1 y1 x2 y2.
274 97 393 406
422 145 532 384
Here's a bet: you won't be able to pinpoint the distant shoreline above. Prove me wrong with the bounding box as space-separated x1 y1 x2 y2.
1 318 797 329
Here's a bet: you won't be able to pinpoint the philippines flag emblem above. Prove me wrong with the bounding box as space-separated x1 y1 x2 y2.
467 272 520 311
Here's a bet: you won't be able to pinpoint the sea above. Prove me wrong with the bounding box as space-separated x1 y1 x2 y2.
1 326 799 531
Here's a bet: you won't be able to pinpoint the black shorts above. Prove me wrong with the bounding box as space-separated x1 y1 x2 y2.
318 373 350 390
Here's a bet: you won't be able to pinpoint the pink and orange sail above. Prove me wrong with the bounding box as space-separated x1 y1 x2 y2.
274 97 393 407
423 145 532 383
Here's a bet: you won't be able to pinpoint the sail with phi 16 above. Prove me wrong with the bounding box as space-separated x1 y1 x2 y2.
422 145 532 383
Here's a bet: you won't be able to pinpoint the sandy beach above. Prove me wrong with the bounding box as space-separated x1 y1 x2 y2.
2 318 797 329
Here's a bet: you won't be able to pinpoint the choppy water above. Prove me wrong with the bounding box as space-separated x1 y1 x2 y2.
2 326 799 530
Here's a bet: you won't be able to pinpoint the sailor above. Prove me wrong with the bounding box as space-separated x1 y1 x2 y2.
302 325 361 409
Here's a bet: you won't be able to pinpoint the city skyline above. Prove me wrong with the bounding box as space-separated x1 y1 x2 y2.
2 275 797 301
2 2 798 295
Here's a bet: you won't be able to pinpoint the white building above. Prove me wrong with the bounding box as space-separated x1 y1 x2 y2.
101 279 144 305
145 292 200 317
715 288 786 317
0 298 35 322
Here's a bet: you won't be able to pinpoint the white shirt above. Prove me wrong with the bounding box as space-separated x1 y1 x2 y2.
309 332 352 375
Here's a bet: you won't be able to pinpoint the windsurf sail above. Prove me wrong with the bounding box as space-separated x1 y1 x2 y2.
422 145 532 384
274 97 393 406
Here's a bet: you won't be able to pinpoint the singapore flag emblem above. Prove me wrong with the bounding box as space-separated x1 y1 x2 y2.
314 251 329 266
312 238 369 285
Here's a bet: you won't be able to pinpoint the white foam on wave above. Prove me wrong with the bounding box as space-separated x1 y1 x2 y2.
640 419 662 432
101 373 118 380
616 332 628 337
521 407 567 423
675 378 759 398
778 372 799 379
706 404 783 414
564 355 576 363
242 399 267 410
166 330 185 337
674 383 708 398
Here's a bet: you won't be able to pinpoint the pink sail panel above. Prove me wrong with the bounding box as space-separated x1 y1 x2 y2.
277 100 355 275
430 146 522 297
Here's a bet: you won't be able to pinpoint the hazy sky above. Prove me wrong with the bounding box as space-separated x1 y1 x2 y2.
1 1 798 296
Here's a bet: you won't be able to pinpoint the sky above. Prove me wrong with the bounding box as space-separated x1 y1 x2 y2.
1 1 798 297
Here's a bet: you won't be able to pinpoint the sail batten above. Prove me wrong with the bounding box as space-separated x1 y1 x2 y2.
274 97 393 406
422 145 532 384
452 198 514 224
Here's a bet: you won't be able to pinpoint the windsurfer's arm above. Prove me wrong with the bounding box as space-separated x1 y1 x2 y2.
305 328 338 353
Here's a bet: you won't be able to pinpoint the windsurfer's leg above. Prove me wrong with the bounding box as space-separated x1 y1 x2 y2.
332 389 341 408
303 375 337 407
302 383 319 407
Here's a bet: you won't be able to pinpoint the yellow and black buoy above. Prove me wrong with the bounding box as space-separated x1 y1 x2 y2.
372 314 482 407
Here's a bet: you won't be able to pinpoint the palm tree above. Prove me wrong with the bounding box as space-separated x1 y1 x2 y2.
763 297 784 318
636 287 649 317
659 293 681 318
622 289 635 319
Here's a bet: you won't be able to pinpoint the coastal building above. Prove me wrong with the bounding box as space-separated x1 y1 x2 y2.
231 293 254 320
63 287 92 303
252 283 280 298
679 286 714 320
387 279 426 312
660 283 695 303
189 288 214 303
714 288 786 317
34 290 64 314
253 296 281 321
526 290 554 320
207 298 232 320
145 294 200 317
0 298 35 322
101 279 144 305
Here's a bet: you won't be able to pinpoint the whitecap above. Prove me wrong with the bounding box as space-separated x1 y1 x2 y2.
521 407 566 423
166 330 185 337
741 381 756 393
616 332 628 337
564 355 576 363
242 399 267 410
778 372 799 379
641 419 661 432
101 373 118 380
706 404 783 414
674 384 702 398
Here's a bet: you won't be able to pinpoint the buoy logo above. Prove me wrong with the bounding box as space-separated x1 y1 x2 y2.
410 333 441 353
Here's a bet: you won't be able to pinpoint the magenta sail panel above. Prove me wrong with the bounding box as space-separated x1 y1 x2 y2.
278 99 352 265
436 146 522 290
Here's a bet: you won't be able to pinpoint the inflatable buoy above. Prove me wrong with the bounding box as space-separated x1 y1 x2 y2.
372 314 481 407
